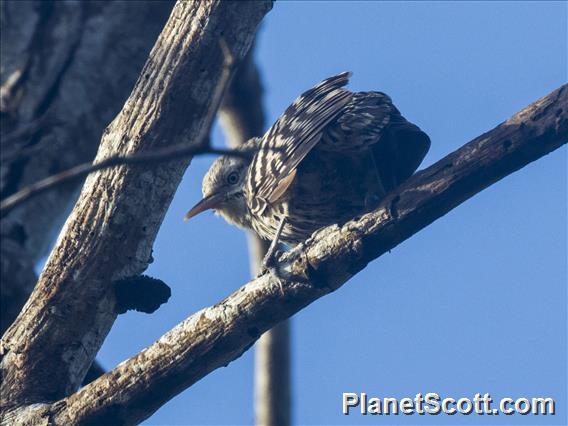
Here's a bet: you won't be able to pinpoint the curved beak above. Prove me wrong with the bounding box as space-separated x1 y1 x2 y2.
184 193 225 221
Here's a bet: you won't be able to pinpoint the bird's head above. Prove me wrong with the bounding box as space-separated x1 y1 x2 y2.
184 149 253 230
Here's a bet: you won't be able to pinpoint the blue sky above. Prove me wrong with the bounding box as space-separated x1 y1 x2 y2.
98 2 567 424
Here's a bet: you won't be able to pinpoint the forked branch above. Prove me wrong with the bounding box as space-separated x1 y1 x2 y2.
0 0 273 419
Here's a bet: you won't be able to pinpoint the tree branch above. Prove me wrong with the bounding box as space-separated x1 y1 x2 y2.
0 0 174 395
219 48 266 144
0 0 272 414
0 0 173 336
0 145 252 217
19 84 565 426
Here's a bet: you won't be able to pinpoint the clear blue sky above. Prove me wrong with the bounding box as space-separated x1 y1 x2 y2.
98 2 567 424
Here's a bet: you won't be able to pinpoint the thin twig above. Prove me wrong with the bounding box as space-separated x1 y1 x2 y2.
0 144 250 216
199 38 238 147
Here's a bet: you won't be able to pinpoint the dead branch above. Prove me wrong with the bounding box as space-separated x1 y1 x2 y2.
0 145 251 216
0 0 174 391
0 0 172 335
12 84 564 426
0 0 272 418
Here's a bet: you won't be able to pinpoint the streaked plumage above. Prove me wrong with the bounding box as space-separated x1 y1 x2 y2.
186 72 430 246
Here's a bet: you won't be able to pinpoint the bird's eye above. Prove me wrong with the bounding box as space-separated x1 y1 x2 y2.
226 171 239 185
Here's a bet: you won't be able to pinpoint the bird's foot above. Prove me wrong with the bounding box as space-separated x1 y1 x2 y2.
255 217 289 295
260 245 280 273
257 248 287 295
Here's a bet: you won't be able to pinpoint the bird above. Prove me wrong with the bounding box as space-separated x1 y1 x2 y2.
185 72 430 273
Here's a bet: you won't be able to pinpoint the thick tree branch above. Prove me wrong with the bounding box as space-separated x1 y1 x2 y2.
25 85 565 426
0 0 272 414
0 0 173 394
0 0 172 336
219 49 291 426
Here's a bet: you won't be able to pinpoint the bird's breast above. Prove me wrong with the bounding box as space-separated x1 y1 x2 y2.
248 148 383 245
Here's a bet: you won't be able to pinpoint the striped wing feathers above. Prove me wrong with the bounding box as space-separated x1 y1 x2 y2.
246 72 354 213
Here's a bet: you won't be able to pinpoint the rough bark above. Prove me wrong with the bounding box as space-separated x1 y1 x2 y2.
0 0 272 416
7 84 563 426
219 49 291 426
0 0 172 333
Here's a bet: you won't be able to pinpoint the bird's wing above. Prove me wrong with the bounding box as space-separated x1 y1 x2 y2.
319 91 430 191
370 107 431 191
246 72 353 211
318 91 394 153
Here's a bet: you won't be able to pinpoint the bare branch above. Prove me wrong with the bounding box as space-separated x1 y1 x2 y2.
29 85 565 426
254 319 291 426
0 145 251 217
219 48 266 146
0 0 173 336
0 0 174 401
0 0 272 413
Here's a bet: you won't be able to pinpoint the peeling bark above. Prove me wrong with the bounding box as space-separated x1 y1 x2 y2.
9 84 563 426
0 0 273 417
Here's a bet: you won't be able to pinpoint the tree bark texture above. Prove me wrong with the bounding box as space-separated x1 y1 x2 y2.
0 0 273 419
0 0 173 333
219 49 291 426
5 83 562 426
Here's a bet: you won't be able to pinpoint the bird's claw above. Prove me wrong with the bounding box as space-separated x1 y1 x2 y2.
257 249 286 295
260 247 281 272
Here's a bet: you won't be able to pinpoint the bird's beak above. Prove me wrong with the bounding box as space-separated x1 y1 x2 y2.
184 193 225 221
